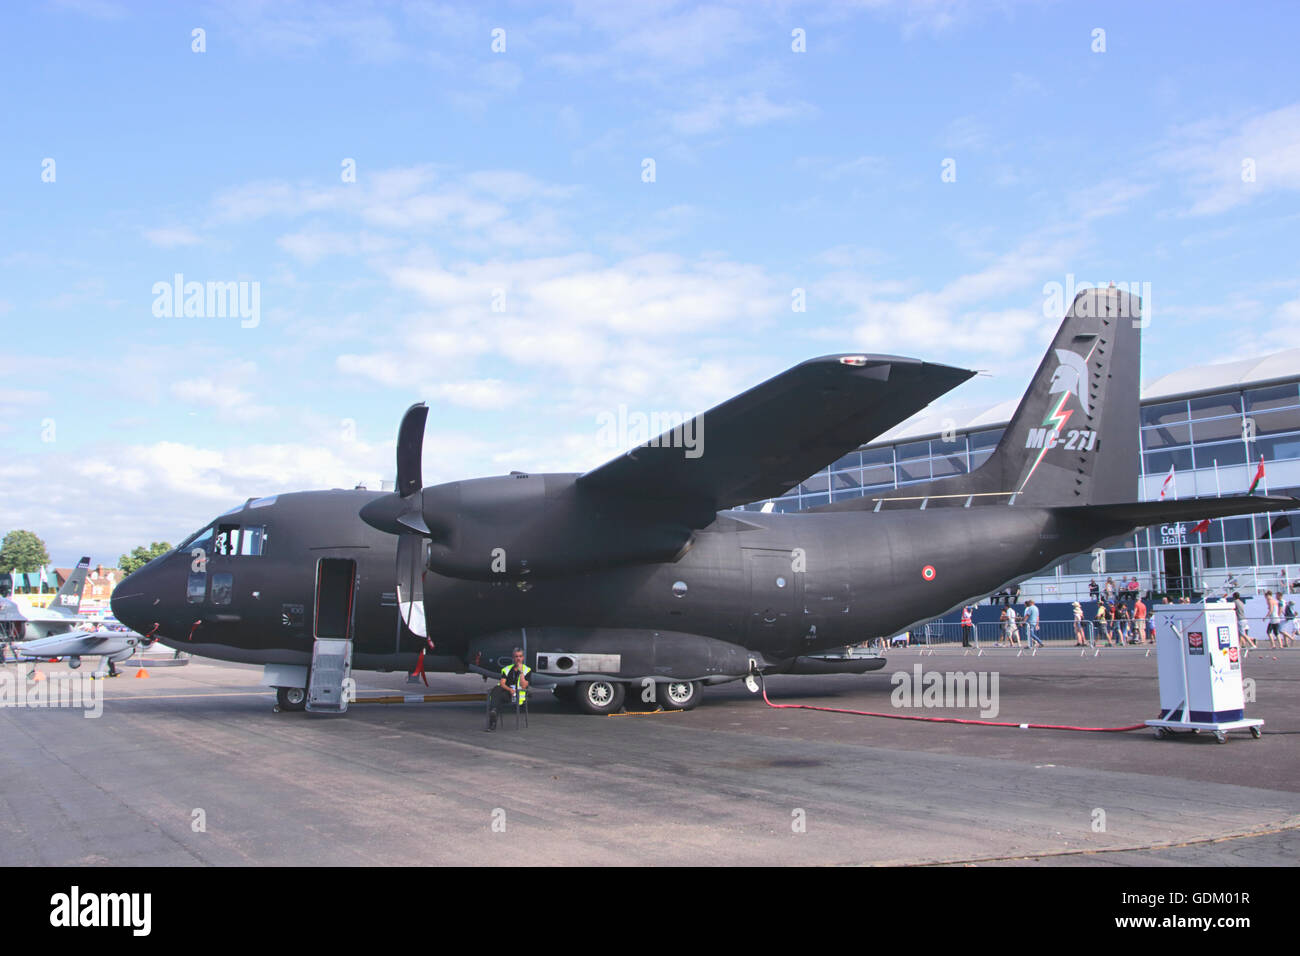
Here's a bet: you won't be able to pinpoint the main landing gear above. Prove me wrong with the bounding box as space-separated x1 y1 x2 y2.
558 678 705 714
573 679 625 715
660 680 702 711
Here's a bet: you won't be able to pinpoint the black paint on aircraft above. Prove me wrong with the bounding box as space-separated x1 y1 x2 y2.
111 291 1295 714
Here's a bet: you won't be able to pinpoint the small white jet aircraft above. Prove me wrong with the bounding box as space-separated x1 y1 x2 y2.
0 557 91 640
8 620 166 678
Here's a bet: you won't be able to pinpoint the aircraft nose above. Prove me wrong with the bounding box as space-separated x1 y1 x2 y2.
110 568 158 634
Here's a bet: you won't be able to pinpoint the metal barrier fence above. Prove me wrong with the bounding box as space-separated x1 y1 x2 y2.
1007 564 1299 606
881 618 1155 649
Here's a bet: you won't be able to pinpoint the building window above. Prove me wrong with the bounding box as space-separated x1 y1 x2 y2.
1143 447 1193 474
1189 393 1242 419
1189 416 1244 443
1193 440 1247 468
1141 400 1188 427
897 460 931 483
860 447 893 467
1141 424 1191 449
1250 433 1300 464
1251 407 1300 436
1245 384 1300 412
931 454 968 478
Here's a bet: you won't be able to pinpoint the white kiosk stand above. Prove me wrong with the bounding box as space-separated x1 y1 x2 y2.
1147 602 1262 743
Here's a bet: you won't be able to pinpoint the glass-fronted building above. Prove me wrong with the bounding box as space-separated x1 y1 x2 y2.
742 347 1300 601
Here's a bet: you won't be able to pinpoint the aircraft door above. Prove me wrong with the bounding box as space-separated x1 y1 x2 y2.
744 549 800 644
314 558 357 639
309 558 358 713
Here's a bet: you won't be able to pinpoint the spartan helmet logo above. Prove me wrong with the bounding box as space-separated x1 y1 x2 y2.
1049 349 1090 415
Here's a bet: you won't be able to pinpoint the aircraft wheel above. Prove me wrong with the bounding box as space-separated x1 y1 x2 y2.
67 656 81 670
276 686 307 712
574 679 624 715
1154 727 1170 739
1250 726 1262 739
661 680 702 711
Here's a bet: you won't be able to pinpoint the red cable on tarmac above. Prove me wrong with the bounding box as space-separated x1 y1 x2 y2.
758 675 1146 733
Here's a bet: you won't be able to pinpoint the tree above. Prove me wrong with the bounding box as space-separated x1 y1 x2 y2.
118 542 173 575
0 530 50 573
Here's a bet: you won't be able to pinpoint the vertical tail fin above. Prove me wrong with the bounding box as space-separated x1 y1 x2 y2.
860 288 1143 508
49 556 91 616
978 287 1142 506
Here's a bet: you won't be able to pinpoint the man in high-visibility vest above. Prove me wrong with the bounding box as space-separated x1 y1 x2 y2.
960 606 974 647
487 648 531 731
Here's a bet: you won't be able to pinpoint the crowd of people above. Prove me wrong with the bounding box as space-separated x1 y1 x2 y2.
959 576 1300 649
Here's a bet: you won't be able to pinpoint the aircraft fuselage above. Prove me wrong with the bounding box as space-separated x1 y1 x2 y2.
111 486 1119 680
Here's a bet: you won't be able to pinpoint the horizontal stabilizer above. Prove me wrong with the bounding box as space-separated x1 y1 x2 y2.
1057 494 1297 527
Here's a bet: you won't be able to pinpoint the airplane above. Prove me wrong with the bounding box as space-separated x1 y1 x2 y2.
110 289 1296 715
8 620 162 678
0 557 92 642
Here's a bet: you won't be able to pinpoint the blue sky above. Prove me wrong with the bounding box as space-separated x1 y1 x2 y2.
2 0 1299 565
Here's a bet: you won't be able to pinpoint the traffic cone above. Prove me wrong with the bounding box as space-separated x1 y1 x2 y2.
134 666 149 678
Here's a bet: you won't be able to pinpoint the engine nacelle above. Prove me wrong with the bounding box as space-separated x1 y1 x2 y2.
417 474 695 581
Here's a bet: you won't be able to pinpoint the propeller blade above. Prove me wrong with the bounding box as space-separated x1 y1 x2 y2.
396 535 427 637
396 403 428 499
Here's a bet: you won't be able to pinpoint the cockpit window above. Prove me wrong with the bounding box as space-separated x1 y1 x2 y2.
214 523 241 556
177 525 214 553
240 526 267 556
179 521 267 558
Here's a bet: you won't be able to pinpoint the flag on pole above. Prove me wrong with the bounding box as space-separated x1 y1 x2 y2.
1158 464 1176 500
1190 519 1211 534
1247 455 1266 495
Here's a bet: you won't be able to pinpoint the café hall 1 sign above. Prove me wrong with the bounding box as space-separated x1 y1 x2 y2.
1160 522 1190 546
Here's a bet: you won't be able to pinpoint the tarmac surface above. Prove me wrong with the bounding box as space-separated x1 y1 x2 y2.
2 645 1297 866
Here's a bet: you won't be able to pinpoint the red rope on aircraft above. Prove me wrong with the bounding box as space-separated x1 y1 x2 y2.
185 620 202 642
758 677 1145 733
411 638 437 686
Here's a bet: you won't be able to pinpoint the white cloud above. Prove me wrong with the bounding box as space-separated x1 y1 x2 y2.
1163 103 1300 215
143 227 202 248
169 378 269 422
276 228 397 265
666 92 809 136
816 237 1081 359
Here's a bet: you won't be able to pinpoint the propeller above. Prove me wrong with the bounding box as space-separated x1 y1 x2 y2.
360 403 430 638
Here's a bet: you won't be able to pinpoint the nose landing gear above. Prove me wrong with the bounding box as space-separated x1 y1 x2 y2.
274 686 307 712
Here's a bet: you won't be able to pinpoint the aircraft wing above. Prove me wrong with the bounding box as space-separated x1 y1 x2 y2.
578 353 975 514
13 630 118 658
